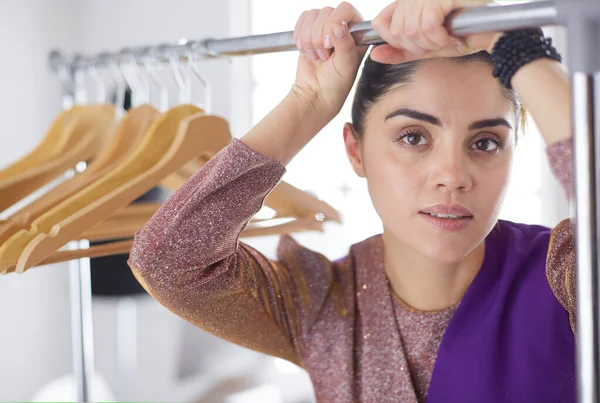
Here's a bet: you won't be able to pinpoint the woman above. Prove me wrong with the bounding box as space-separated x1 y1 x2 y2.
128 1 574 402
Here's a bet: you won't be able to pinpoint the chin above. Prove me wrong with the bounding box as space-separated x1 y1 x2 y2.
412 232 480 264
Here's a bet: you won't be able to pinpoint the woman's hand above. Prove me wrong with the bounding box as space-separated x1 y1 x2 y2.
371 0 503 64
292 2 367 120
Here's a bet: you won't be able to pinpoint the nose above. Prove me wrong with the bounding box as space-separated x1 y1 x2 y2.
429 152 473 193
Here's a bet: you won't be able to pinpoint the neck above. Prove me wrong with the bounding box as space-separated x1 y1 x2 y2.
382 229 485 312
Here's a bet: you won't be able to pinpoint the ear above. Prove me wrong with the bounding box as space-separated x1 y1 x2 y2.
343 123 366 178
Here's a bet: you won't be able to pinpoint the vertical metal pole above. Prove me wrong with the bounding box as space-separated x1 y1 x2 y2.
68 240 95 403
563 4 600 399
572 72 599 403
117 297 138 400
66 66 95 403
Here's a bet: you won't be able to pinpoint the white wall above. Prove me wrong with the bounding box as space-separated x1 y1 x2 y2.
0 1 258 402
0 1 81 401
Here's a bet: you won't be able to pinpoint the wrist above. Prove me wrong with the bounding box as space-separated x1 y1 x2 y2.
287 86 337 128
489 29 562 90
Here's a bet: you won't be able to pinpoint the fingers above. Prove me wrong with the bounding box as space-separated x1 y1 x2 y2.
373 2 428 56
325 2 363 55
294 2 364 64
373 0 491 61
453 0 498 52
396 1 428 56
420 0 454 49
372 2 398 52
294 12 304 50
312 7 334 60
296 9 319 61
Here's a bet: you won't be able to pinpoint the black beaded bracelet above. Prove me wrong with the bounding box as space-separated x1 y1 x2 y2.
490 28 562 90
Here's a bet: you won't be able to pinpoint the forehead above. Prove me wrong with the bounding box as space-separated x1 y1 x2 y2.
374 59 513 122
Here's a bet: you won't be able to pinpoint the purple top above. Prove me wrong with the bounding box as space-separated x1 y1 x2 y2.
128 136 576 402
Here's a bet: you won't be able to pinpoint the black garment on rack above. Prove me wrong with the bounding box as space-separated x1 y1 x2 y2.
90 88 169 297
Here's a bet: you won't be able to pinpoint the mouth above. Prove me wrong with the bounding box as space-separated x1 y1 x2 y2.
419 205 474 232
419 212 472 219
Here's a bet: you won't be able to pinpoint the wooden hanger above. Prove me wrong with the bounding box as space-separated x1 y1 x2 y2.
0 105 115 214
77 200 327 243
0 104 160 245
79 202 163 242
0 105 101 181
36 216 325 268
0 107 224 274
1 111 341 274
17 113 342 273
160 141 341 222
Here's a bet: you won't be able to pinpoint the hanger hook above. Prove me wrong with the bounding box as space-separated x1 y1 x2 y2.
186 40 213 114
88 53 108 104
141 46 169 112
159 43 191 105
132 47 152 105
106 55 127 118
119 48 149 106
72 55 89 105
119 48 137 104
49 50 75 109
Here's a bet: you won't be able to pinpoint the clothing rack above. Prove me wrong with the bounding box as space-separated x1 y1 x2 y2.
47 1 600 402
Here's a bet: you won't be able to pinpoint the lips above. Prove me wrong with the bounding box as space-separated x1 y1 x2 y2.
418 204 474 232
420 204 473 218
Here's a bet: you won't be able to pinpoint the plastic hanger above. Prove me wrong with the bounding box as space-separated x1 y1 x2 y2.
0 105 115 214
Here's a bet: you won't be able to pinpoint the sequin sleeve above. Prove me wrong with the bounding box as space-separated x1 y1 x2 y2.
545 137 576 333
127 137 310 366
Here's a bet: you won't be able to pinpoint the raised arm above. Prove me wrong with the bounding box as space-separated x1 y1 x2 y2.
128 3 366 364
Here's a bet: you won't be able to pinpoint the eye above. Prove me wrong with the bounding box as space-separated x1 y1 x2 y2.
396 131 428 146
470 137 503 153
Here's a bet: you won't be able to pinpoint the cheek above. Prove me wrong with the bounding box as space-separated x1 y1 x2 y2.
362 141 424 220
474 157 512 217
364 148 512 228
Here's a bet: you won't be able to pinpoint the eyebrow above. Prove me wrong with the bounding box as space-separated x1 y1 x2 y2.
384 108 513 130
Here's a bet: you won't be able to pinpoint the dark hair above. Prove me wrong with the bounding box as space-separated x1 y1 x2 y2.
351 50 526 142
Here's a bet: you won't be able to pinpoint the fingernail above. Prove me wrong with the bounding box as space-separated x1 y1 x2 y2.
317 49 328 60
324 35 332 49
296 39 302 50
307 50 319 61
333 21 348 39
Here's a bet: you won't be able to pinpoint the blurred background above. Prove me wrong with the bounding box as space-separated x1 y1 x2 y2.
0 0 569 402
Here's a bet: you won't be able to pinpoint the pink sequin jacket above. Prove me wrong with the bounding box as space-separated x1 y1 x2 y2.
128 136 575 403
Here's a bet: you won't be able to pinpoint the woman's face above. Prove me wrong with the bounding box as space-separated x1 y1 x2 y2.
344 59 516 263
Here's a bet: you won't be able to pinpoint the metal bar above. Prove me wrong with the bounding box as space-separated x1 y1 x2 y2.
572 72 599 403
560 2 600 401
48 1 558 74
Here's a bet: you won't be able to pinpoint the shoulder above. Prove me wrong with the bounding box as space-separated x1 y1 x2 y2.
483 220 555 295
274 234 380 321
493 219 552 255
489 219 574 322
